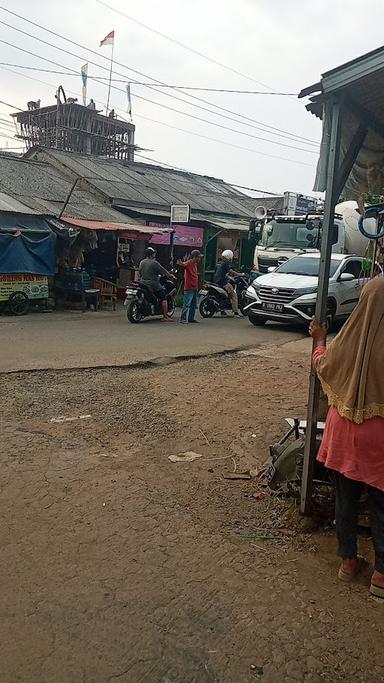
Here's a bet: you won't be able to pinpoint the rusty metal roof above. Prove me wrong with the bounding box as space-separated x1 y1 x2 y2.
0 153 144 225
32 149 259 218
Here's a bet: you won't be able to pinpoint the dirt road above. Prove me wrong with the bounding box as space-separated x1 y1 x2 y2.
1 339 384 682
0 308 301 372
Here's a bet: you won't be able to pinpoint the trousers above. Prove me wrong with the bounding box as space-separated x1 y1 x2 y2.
180 289 198 322
334 471 384 573
224 282 238 313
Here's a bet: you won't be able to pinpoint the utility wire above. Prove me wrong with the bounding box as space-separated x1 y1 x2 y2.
0 35 317 155
136 113 314 167
0 6 317 146
0 63 297 94
96 0 291 96
0 16 316 147
0 68 315 169
135 153 282 195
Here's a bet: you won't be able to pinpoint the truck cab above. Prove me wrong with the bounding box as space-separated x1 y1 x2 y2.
254 214 345 273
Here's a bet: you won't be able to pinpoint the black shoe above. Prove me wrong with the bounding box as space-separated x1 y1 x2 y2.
220 310 228 316
189 319 199 323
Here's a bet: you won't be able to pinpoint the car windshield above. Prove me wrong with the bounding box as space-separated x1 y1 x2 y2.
261 220 319 249
276 256 341 277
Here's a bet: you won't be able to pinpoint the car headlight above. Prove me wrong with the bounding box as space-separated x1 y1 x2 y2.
294 286 317 297
252 280 261 292
246 285 258 299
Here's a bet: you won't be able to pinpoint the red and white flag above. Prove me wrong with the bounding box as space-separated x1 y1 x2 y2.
100 30 114 47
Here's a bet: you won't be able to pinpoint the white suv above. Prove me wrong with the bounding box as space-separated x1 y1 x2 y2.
244 253 381 328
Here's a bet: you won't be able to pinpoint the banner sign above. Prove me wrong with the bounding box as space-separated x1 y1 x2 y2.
149 223 203 247
0 274 48 302
283 192 318 216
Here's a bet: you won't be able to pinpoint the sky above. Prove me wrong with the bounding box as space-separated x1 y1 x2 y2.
0 0 383 197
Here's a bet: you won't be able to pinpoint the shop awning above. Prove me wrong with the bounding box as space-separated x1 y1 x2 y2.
62 216 170 235
207 217 250 233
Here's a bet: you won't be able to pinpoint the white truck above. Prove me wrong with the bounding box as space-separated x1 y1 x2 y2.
253 204 370 273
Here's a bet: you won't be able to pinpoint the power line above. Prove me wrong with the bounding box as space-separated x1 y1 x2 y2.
0 35 317 156
0 15 317 146
136 113 315 167
0 99 23 111
96 0 292 96
135 153 283 194
0 64 315 170
0 6 317 146
0 65 314 168
0 63 297 94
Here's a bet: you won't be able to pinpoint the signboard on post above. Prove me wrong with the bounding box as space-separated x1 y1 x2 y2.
170 204 190 224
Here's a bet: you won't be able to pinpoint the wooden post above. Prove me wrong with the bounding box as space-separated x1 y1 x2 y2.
300 101 342 515
58 178 79 219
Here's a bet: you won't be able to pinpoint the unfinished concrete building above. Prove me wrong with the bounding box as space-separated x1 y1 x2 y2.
12 103 136 161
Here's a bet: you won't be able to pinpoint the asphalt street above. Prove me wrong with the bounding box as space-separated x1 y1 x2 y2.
0 305 303 372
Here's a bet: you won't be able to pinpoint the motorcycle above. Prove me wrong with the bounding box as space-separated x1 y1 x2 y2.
125 274 177 323
198 274 250 318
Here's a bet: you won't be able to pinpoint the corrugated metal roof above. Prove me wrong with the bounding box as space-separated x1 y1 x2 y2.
36 149 259 217
0 154 145 226
299 45 384 127
0 191 41 214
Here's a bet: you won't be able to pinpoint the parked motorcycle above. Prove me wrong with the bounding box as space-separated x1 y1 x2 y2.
125 274 177 323
198 274 250 317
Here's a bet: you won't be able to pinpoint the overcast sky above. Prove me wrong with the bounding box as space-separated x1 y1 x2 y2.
0 0 383 197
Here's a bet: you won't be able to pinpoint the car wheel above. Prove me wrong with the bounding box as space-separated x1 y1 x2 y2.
248 313 266 326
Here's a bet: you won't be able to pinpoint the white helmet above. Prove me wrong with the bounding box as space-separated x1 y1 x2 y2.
221 249 234 261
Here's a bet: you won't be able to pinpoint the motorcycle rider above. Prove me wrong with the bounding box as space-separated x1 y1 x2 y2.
138 247 175 322
213 249 243 316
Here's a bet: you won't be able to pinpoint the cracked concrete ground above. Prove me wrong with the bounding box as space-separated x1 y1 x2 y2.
1 343 384 682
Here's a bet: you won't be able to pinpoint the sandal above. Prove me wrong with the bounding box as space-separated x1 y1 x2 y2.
338 555 366 582
370 583 384 598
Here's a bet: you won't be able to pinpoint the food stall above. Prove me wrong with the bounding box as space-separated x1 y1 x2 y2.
0 230 56 315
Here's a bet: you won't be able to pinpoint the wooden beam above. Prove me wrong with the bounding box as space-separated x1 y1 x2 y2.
334 121 368 200
346 97 384 140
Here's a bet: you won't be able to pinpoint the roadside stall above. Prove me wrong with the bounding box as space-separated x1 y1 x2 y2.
299 46 384 513
54 217 170 308
0 227 56 315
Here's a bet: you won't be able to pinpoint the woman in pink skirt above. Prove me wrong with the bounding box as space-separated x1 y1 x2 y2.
310 277 384 597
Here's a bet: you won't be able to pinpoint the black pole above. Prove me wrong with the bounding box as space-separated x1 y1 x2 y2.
58 178 79 219
301 101 342 515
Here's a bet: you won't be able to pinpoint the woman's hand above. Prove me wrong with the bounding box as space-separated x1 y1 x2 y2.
309 317 327 344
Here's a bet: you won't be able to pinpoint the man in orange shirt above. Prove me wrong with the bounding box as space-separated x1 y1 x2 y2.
177 250 202 323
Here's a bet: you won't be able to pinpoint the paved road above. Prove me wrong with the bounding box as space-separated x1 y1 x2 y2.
0 306 302 372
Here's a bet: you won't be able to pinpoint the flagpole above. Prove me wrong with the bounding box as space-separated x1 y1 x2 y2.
106 41 114 114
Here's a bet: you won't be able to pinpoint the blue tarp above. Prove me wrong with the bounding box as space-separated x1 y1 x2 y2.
0 213 53 233
0 233 56 275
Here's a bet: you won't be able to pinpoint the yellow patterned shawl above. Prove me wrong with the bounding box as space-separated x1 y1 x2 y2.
314 277 384 424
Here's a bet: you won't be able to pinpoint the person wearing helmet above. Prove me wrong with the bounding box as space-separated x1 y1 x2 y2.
213 249 243 316
177 249 202 323
139 247 175 322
